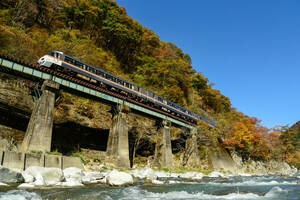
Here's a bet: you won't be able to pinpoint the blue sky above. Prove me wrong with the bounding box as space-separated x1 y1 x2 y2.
116 0 300 128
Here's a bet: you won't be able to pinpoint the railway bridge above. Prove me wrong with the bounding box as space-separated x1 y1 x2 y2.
0 54 215 168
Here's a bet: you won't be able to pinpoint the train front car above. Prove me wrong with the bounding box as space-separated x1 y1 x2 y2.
37 51 63 68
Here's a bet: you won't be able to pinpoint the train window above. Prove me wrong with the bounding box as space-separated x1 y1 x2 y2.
148 92 154 98
65 56 72 63
75 61 82 68
140 88 146 95
67 57 74 64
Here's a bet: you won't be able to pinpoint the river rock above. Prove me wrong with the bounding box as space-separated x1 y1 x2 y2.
239 173 252 177
207 171 227 178
18 183 35 188
23 166 64 186
98 177 107 184
106 170 133 186
179 172 203 180
152 170 169 178
21 171 35 183
82 172 105 184
151 179 164 185
169 173 180 178
0 182 8 186
63 167 84 184
0 166 24 183
56 181 84 187
130 168 156 179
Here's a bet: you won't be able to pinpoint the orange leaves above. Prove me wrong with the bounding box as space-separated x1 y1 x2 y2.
224 116 266 153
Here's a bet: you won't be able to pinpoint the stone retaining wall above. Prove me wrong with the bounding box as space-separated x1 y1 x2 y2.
0 151 83 171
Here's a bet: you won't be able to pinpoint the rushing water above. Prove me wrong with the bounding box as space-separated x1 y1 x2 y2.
0 174 299 200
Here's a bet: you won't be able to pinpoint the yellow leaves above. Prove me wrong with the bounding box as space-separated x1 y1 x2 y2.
224 116 265 150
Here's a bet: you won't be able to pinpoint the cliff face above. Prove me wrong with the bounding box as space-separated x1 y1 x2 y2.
0 73 34 113
0 73 33 151
231 151 298 175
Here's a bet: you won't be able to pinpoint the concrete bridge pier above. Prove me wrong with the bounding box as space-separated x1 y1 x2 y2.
20 80 59 153
106 104 130 168
153 119 173 168
182 128 200 167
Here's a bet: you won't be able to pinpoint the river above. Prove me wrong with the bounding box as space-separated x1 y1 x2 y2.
0 174 299 200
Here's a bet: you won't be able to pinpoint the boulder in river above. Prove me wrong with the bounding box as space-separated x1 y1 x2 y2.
106 170 133 186
82 171 105 184
63 167 84 185
23 166 64 186
17 183 35 188
179 172 204 180
0 166 24 183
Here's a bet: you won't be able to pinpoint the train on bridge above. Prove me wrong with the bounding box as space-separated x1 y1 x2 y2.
38 51 215 127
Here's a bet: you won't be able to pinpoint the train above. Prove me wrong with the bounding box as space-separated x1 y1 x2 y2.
37 51 215 127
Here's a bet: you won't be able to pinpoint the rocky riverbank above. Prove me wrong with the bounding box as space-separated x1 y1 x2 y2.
0 159 298 189
230 152 298 175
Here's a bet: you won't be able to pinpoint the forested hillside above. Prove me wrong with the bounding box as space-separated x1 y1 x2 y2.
0 0 299 168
